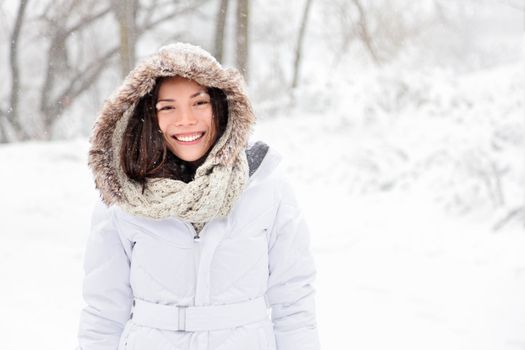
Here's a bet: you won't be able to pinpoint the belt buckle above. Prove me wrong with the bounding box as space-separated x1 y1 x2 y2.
177 305 188 331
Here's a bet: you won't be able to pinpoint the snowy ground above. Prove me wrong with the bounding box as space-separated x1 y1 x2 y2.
1 130 524 350
1 62 524 350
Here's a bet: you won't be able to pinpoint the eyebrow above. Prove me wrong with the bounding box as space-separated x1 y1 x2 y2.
157 90 208 102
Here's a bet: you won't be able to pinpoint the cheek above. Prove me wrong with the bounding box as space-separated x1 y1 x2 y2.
157 115 169 133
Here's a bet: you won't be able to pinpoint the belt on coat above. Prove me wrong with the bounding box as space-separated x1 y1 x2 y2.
130 296 269 332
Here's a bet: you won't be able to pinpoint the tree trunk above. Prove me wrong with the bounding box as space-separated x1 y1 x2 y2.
291 0 313 90
235 0 249 82
40 30 67 139
214 0 229 63
114 0 138 78
7 0 30 141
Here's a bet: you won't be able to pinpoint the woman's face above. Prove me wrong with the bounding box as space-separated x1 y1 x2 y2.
156 76 217 162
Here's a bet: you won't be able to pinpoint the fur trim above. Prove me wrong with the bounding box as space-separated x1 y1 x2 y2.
88 43 255 218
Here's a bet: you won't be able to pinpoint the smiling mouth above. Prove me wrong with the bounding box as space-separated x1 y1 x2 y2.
172 132 205 142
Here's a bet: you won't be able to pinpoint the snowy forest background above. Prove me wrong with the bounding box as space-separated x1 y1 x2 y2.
0 0 524 349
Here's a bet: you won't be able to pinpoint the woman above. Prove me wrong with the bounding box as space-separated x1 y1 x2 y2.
77 43 320 350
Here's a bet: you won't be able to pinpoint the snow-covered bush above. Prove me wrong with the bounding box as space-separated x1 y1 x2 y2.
269 60 524 223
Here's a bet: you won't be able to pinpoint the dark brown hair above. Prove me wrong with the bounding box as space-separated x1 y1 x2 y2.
120 76 229 191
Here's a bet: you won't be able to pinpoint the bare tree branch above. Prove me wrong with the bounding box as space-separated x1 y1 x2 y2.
352 0 381 65
59 47 120 108
67 5 112 35
493 206 525 231
63 0 83 16
140 0 172 22
41 47 120 135
138 0 211 35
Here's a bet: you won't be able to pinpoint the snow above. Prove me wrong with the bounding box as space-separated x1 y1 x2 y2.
1 61 524 349
309 191 525 350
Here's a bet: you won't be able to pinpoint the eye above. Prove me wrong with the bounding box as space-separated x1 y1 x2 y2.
158 105 175 111
194 100 210 108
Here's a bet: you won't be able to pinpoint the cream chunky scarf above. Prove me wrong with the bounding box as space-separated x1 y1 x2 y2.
112 106 249 232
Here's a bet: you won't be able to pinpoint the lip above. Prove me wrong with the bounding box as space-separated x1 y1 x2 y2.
171 131 205 145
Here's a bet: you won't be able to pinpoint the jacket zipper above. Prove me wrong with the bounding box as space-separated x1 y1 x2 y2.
186 223 204 305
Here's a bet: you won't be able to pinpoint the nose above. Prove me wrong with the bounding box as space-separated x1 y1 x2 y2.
175 107 197 126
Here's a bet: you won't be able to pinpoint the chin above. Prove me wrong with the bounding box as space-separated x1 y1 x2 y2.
180 156 200 162
174 151 204 163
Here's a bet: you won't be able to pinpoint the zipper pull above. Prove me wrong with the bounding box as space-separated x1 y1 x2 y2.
193 233 201 242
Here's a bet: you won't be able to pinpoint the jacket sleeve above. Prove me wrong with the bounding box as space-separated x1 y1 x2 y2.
77 199 134 350
265 176 321 350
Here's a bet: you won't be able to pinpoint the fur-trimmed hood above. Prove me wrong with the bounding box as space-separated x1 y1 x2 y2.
88 43 255 221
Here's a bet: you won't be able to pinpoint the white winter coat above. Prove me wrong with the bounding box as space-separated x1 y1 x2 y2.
77 147 321 350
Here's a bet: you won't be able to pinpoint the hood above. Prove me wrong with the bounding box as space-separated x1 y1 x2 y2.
88 43 255 221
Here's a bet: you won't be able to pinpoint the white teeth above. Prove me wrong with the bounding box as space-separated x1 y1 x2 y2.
175 133 203 142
